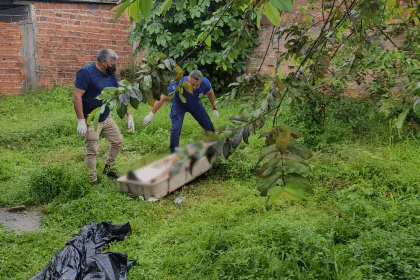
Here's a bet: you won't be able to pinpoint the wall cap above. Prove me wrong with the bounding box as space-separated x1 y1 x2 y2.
13 0 119 5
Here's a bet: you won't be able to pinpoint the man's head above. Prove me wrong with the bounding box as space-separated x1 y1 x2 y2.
97 49 118 75
188 70 203 91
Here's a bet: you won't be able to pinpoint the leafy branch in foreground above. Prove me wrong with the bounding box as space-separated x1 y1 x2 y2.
86 80 144 132
257 126 312 209
87 53 193 131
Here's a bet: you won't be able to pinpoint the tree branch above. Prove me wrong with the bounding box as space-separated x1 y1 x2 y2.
256 25 276 76
375 24 399 49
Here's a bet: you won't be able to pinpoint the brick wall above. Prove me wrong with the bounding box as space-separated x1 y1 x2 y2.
33 2 133 88
246 1 406 80
246 0 322 76
0 22 25 95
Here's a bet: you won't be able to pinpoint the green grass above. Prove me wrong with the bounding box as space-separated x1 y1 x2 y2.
1 86 420 279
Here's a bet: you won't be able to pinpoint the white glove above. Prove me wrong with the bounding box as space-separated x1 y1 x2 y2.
213 109 219 119
143 112 154 126
127 114 135 132
77 119 87 137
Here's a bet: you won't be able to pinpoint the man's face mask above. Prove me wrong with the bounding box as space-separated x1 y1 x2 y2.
105 61 116 75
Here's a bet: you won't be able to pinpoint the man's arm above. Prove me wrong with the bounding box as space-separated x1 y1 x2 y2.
73 87 86 119
206 89 217 110
151 94 170 114
143 94 170 125
73 87 88 136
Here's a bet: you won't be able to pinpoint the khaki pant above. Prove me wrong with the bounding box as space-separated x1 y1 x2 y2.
85 116 123 182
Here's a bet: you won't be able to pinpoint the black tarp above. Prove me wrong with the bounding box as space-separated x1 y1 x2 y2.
31 221 135 280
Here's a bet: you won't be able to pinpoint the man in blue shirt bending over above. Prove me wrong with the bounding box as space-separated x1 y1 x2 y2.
72 49 135 185
143 70 219 153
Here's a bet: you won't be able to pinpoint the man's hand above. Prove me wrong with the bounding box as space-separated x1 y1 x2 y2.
213 109 219 120
127 115 135 132
77 119 87 137
143 112 154 126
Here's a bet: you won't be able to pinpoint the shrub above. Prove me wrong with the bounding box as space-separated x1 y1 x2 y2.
29 163 91 205
129 0 259 94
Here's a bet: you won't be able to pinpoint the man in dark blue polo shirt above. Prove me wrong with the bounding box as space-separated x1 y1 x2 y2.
143 70 219 153
72 49 135 185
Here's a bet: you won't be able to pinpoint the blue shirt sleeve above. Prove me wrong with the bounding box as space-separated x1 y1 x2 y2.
201 77 212 93
178 76 188 87
168 81 177 93
111 74 119 88
75 69 90 90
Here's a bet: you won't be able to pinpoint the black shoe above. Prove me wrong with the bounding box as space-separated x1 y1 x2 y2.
103 165 120 179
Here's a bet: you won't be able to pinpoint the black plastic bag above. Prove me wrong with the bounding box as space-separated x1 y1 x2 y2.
31 221 135 280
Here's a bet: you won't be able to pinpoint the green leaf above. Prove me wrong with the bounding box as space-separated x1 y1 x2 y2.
145 92 155 106
258 144 277 163
145 56 158 65
102 87 119 95
130 1 141 22
97 92 113 101
386 0 396 6
119 80 131 87
132 87 143 103
161 0 173 12
266 186 283 209
288 141 313 160
143 75 152 88
93 108 101 131
414 97 420 116
118 92 130 106
270 0 292 13
267 185 282 196
205 35 211 47
242 124 252 144
116 102 128 119
257 154 280 178
178 91 187 103
154 52 167 60
99 104 107 114
282 157 308 175
257 170 282 196
176 0 187 9
263 2 281 26
113 0 131 24
163 59 173 71
139 0 153 17
395 108 410 131
189 0 196 7
223 140 232 158
285 175 311 192
86 107 99 125
256 8 263 30
130 97 140 109
281 186 305 199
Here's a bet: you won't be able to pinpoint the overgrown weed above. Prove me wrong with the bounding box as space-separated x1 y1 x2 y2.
2 85 420 279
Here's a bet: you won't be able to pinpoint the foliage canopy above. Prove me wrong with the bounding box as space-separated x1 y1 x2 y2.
107 0 420 207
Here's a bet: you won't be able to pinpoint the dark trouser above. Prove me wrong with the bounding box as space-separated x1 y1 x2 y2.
170 102 215 153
